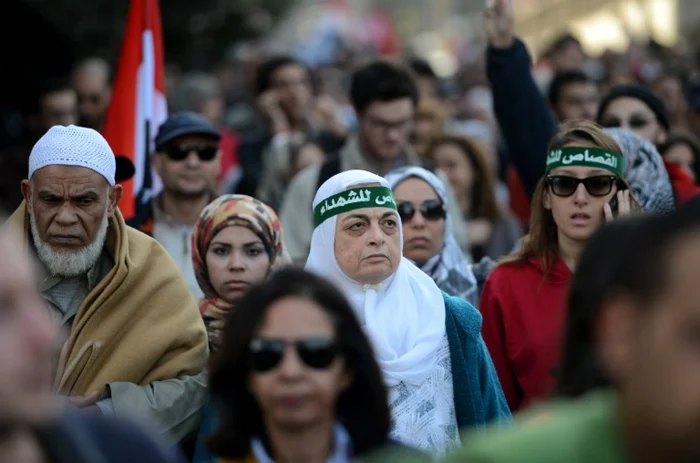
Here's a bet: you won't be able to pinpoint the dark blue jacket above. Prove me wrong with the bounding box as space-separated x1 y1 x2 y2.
487 38 558 197
36 411 184 463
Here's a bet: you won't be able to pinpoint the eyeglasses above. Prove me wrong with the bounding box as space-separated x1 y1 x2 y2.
397 199 446 222
546 175 620 197
165 143 218 162
248 337 340 372
600 116 652 130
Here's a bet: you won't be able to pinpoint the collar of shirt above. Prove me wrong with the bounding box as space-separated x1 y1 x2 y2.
38 250 107 294
250 422 352 463
152 193 214 230
341 134 422 174
153 196 187 229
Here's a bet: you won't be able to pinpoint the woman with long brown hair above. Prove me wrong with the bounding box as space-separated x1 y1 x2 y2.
428 135 522 261
479 120 636 413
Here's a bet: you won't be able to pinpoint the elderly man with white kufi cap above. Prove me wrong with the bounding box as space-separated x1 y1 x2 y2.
5 125 209 443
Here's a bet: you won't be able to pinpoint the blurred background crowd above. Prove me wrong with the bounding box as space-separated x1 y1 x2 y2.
5 0 700 461
4 0 700 220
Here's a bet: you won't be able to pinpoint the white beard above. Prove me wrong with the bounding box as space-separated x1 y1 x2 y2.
30 206 109 278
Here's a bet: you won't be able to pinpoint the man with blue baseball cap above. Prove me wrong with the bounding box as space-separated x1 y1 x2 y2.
129 111 222 299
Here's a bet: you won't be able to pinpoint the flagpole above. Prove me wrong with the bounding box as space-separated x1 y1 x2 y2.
101 0 168 221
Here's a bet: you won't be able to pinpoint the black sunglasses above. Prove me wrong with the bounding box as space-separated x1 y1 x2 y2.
397 199 446 222
165 143 218 162
546 175 622 197
248 337 340 372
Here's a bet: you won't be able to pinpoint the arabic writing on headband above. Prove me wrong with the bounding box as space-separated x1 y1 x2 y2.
547 149 563 164
548 149 618 169
319 190 395 215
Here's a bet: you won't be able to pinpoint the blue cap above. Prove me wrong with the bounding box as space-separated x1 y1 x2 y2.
154 111 221 151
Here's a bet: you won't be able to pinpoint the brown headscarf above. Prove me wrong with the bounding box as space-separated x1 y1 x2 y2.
192 195 290 349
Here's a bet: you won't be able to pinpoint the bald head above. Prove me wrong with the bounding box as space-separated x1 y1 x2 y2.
71 57 112 130
72 57 111 81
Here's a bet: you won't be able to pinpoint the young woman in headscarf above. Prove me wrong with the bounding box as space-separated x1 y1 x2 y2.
385 166 484 306
304 169 511 454
479 120 637 414
191 194 291 463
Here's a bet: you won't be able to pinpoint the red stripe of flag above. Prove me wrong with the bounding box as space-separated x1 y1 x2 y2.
102 0 167 221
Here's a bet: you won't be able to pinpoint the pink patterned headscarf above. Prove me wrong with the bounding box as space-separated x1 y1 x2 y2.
192 194 290 349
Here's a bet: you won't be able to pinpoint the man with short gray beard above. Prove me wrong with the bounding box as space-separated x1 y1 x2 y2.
6 125 209 445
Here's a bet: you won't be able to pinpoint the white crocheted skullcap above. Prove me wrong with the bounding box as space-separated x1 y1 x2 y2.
29 125 116 186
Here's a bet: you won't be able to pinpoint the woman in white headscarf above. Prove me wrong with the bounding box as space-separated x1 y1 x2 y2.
385 166 485 306
305 169 511 454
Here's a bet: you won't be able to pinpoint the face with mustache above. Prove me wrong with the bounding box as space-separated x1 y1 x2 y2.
21 165 122 277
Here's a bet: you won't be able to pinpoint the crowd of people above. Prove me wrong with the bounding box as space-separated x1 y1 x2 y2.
4 0 700 461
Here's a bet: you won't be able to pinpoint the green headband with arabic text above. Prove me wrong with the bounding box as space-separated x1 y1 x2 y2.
314 186 397 227
546 147 624 177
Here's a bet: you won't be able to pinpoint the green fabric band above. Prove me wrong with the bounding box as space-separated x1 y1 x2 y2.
314 186 397 227
546 147 624 177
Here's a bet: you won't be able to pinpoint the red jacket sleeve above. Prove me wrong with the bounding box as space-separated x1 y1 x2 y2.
479 272 522 411
664 160 700 206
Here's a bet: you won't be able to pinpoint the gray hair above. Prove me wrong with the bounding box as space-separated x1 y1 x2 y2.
169 72 222 113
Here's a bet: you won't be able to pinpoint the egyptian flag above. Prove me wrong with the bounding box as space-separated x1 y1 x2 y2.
102 0 167 221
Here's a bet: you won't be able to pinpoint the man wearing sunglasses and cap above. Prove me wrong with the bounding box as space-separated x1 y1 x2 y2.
129 111 222 299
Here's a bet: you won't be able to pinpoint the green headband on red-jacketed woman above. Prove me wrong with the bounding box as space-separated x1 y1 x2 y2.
545 147 624 177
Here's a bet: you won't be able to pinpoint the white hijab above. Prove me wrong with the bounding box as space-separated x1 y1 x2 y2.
305 170 446 387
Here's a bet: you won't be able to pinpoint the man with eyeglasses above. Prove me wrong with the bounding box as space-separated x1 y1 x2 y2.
280 61 467 262
128 111 221 299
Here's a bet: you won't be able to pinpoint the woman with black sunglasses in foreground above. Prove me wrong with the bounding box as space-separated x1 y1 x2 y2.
479 120 639 414
386 166 483 306
206 268 421 463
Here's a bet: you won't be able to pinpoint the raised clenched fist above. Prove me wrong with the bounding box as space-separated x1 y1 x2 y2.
483 0 515 49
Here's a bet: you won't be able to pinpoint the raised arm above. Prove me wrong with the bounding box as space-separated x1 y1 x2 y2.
484 0 558 197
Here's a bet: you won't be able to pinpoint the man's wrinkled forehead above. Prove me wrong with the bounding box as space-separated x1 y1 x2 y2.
31 164 110 191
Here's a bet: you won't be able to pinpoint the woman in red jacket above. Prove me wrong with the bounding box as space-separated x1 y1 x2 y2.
479 120 637 412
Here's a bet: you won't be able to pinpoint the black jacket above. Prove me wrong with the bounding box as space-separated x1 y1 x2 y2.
486 38 558 198
35 411 184 463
